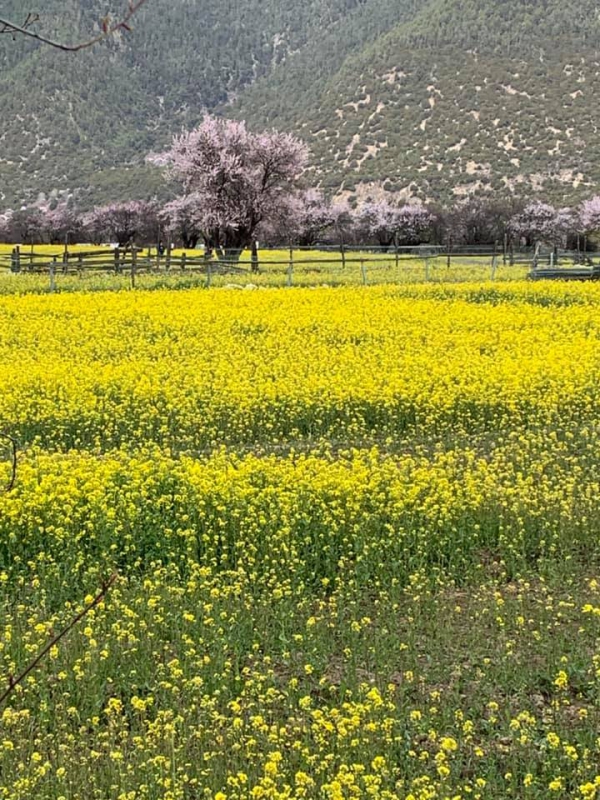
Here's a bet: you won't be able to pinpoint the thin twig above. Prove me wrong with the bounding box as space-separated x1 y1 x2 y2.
0 0 150 52
0 12 37 35
0 573 118 707
0 432 17 493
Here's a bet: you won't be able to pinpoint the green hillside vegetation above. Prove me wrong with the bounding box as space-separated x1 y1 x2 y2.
237 0 600 203
1 0 600 206
0 0 369 206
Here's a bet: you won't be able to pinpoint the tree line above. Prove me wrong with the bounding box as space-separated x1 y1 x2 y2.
1 116 600 260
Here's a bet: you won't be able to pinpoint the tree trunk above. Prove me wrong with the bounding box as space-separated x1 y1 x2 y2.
220 248 243 262
378 235 394 252
182 233 199 250
221 228 252 266
251 240 259 273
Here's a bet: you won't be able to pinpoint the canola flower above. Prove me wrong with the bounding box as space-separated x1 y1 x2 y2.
0 283 598 452
0 281 599 797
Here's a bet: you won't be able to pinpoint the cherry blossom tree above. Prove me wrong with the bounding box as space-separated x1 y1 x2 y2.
508 201 579 267
508 201 560 246
265 190 350 246
84 201 157 247
5 207 44 245
42 206 83 245
163 116 307 265
356 201 432 249
293 190 350 246
579 196 600 235
251 195 300 247
160 195 203 250
395 204 433 245
356 201 400 249
554 207 578 245
81 210 107 246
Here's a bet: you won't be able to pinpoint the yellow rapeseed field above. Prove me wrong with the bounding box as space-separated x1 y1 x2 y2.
1 281 600 798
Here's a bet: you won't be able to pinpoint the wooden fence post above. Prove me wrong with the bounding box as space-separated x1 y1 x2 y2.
491 255 498 281
206 260 212 289
166 241 172 272
181 252 187 271
78 253 83 279
11 246 20 273
251 240 259 273
340 240 346 271
287 244 294 287
532 241 541 271
394 235 399 270
131 248 137 289
49 257 57 293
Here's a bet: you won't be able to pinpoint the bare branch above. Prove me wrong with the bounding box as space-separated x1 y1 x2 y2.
0 0 150 52
0 573 118 707
0 11 38 36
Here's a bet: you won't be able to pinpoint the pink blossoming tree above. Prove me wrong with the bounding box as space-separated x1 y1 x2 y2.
160 195 204 250
163 116 307 266
357 201 432 249
579 196 600 235
4 207 44 245
508 202 561 246
43 206 83 245
266 189 350 246
84 201 157 247
356 201 400 249
395 204 434 245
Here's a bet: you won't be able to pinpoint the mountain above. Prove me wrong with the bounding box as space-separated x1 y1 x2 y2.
1 0 600 208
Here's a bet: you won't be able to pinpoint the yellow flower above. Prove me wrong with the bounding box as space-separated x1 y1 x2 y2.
440 737 458 753
547 732 561 749
554 671 569 690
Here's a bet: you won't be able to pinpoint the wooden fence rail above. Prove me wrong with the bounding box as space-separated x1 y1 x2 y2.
0 244 594 289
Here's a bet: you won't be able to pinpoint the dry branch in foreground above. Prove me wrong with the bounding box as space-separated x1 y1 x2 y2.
0 0 150 52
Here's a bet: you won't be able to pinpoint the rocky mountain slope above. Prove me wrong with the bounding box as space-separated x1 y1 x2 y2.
1 0 599 207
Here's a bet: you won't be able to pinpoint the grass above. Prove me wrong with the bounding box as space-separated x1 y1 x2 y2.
0 243 530 291
0 280 598 798
1 561 600 799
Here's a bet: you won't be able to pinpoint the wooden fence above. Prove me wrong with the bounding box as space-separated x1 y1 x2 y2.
0 243 592 289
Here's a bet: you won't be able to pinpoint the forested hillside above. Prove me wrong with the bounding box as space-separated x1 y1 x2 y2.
0 0 370 207
1 0 599 207
237 0 600 202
